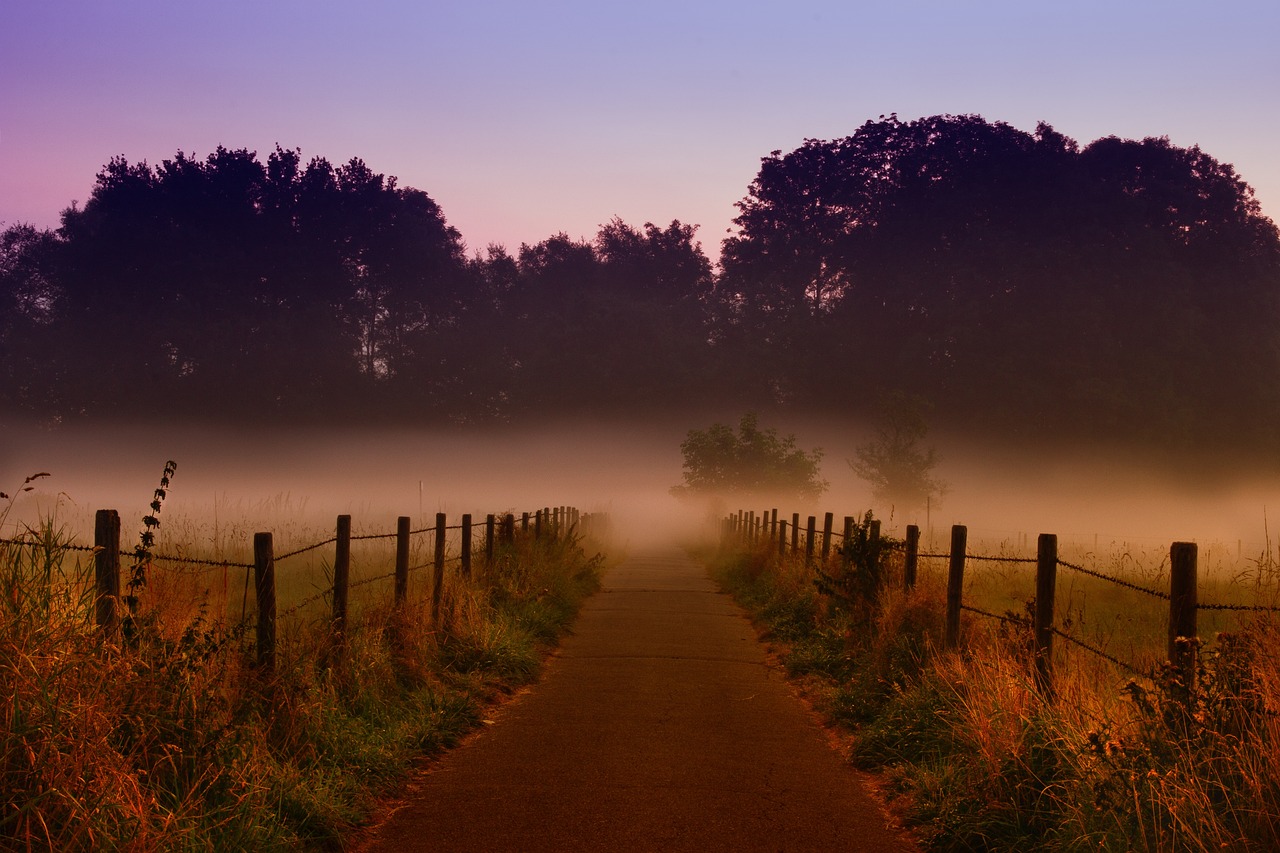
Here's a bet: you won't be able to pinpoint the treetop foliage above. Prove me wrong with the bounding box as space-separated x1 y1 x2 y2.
3 116 1279 462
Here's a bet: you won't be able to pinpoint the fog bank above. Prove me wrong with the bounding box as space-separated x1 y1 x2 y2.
3 416 1276 558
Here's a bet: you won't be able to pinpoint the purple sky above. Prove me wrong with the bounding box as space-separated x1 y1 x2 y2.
3 1 1278 263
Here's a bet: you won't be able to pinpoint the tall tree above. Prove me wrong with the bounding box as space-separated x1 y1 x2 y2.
498 220 716 415
33 147 467 420
718 114 1280 449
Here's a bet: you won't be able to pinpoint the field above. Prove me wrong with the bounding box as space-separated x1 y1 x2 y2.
707 521 1280 851
0 480 608 851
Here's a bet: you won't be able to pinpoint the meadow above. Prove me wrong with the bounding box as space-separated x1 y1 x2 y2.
705 518 1280 851
0 474 608 851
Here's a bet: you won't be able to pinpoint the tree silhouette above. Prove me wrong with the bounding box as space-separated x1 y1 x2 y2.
849 392 946 516
672 413 827 502
717 114 1280 449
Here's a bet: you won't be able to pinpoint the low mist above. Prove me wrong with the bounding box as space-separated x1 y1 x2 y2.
3 415 1277 562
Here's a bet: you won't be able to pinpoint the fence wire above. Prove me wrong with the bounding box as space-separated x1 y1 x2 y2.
1056 558 1169 600
960 603 1153 678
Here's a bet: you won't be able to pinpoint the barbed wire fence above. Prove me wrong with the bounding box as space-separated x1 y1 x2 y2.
1 503 605 669
723 508 1280 701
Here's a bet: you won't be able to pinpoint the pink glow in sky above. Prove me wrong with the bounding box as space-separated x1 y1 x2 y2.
3 1 1278 262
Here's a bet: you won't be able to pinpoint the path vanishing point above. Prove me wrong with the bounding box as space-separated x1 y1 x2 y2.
361 547 920 852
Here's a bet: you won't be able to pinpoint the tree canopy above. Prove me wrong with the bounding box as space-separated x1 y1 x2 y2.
717 114 1280 450
3 118 1278 463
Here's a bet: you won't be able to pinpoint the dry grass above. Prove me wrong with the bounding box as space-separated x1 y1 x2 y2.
709 526 1280 852
0 483 605 851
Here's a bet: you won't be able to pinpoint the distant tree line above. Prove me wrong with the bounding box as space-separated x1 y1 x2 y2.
3 115 1279 456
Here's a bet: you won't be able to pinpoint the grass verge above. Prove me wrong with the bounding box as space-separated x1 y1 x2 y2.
1 498 605 851
702 527 1280 852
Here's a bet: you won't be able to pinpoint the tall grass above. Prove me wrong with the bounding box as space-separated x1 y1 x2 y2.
0 481 605 851
705 525 1280 852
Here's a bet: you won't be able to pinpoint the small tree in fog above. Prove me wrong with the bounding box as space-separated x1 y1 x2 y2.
671 413 827 502
850 392 946 514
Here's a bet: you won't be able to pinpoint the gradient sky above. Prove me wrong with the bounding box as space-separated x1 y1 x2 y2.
3 1 1278 263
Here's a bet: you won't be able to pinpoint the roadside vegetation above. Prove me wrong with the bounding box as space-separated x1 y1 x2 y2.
0 476 606 851
703 518 1280 851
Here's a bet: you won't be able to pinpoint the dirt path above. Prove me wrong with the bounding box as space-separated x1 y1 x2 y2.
360 547 919 852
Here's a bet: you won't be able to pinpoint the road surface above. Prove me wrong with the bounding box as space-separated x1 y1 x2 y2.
360 547 918 852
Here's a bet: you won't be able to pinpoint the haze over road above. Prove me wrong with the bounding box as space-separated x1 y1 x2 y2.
362 547 918 852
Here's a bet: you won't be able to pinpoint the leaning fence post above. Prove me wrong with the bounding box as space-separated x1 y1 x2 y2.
461 513 473 578
904 524 920 590
432 513 446 626
1034 533 1058 697
332 514 351 642
94 509 121 636
254 532 275 670
945 525 967 649
821 512 834 561
1169 542 1198 691
394 516 410 606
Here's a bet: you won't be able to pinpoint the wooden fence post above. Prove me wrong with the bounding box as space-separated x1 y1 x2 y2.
1169 542 1198 690
904 524 920 590
394 516 410 606
432 513 446 626
254 532 275 670
945 525 967 649
503 513 515 545
805 516 816 564
485 514 496 565
332 514 351 642
461 513 472 578
778 519 787 556
770 509 778 539
94 509 121 636
521 512 529 533
821 512 834 561
791 513 800 553
841 516 854 570
1034 533 1058 697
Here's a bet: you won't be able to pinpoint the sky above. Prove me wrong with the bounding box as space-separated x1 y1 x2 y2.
2 0 1278 264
